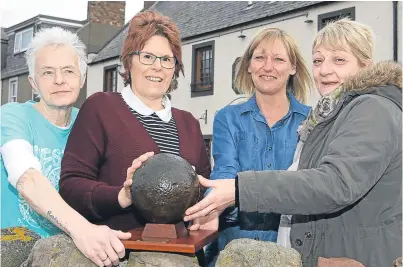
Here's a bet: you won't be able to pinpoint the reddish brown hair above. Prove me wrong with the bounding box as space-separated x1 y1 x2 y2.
120 11 184 92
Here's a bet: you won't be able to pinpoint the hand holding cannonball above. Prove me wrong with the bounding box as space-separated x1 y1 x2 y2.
131 153 200 224
118 152 155 209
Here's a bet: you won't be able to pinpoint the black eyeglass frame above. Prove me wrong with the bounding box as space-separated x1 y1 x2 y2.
130 51 177 69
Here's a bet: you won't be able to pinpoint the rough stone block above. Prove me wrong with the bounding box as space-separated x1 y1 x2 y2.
215 238 301 267
20 233 97 267
1 227 41 267
127 251 200 267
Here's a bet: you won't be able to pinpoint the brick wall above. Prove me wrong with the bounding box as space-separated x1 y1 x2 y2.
87 1 125 28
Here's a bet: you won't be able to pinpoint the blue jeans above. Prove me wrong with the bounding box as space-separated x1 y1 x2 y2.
204 225 278 266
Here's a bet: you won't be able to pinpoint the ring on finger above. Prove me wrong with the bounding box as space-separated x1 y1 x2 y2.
101 256 108 261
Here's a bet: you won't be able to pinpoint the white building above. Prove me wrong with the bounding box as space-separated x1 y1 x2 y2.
87 1 402 150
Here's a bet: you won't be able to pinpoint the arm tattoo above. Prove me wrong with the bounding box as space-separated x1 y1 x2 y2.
47 211 71 236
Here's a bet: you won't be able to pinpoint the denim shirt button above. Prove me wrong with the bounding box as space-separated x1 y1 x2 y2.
295 239 303 246
268 163 272 168
268 146 272 151
254 237 260 241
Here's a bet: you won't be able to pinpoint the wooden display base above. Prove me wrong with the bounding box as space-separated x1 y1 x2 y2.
122 222 217 254
141 222 188 239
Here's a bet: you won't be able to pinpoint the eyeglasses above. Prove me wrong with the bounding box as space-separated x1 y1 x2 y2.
39 67 80 80
132 51 176 69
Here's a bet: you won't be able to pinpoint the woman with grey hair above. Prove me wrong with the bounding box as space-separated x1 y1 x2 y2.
1 27 131 267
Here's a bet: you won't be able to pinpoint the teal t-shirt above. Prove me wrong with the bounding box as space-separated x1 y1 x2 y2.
1 101 78 237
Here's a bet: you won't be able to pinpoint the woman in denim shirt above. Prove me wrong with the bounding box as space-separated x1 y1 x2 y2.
204 28 313 265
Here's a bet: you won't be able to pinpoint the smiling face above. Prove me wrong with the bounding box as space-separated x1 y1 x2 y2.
29 45 82 108
312 45 366 96
247 39 296 96
130 35 175 100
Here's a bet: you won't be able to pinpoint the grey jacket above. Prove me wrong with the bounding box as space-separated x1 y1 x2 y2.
238 61 402 267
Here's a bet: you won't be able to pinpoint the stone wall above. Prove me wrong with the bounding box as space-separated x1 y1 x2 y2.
2 227 401 267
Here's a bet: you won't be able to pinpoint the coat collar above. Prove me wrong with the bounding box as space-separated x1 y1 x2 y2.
299 61 403 143
341 61 402 110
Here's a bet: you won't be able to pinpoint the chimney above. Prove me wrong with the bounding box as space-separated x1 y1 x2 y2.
87 1 125 28
143 1 157 10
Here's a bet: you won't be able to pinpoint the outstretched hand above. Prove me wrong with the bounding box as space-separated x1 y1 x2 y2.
184 176 236 222
118 152 155 208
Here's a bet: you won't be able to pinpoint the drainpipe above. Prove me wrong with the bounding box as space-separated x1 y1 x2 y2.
392 1 398 61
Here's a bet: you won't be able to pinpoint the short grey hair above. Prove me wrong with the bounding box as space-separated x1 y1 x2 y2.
25 27 88 82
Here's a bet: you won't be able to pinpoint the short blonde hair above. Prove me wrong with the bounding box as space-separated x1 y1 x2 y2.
235 28 313 103
313 18 374 65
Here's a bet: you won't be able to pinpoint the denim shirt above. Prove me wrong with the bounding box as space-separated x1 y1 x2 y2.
210 92 310 245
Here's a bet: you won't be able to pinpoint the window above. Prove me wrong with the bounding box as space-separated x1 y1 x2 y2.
318 7 355 30
191 41 215 97
8 77 18 102
103 65 118 92
203 135 212 162
14 28 33 53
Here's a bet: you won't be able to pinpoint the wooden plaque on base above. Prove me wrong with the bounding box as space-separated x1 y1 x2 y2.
141 222 188 239
122 222 217 254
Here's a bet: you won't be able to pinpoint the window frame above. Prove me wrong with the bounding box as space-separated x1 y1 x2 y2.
203 134 213 163
318 7 356 30
191 40 215 98
8 77 18 103
14 27 34 54
103 64 119 92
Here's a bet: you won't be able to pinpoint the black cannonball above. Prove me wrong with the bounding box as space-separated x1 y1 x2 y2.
131 153 200 224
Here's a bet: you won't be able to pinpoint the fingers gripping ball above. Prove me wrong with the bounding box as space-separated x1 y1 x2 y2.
131 153 200 224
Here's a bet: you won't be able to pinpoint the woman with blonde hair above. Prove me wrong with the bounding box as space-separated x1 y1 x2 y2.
191 27 314 265
184 18 402 267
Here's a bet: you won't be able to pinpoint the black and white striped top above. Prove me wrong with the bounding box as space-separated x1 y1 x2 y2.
129 108 180 156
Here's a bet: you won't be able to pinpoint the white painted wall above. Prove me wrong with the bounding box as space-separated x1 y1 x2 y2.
87 1 398 136
171 1 396 135
398 1 402 62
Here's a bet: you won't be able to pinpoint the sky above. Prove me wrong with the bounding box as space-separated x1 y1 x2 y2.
0 0 145 28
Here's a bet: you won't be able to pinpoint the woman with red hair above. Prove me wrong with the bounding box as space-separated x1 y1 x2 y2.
59 11 211 262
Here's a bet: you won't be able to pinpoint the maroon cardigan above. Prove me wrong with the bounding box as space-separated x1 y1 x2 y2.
59 92 211 231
